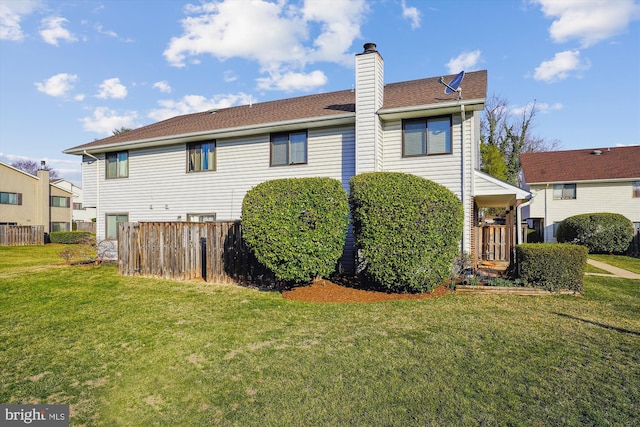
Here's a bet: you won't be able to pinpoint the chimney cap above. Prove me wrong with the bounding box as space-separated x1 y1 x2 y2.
362 42 377 53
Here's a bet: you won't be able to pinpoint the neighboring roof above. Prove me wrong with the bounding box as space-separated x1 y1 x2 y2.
520 146 640 184
65 71 487 154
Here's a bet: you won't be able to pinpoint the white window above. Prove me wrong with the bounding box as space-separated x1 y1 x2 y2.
187 213 216 222
106 213 128 240
553 184 576 200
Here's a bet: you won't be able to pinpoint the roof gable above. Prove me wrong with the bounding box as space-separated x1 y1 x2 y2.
520 146 640 184
65 71 487 154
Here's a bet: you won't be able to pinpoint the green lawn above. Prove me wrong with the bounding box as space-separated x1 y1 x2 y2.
1 245 639 426
589 254 640 274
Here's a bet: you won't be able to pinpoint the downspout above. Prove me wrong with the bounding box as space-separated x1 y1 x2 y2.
83 150 99 235
460 104 467 253
544 183 549 242
516 199 532 244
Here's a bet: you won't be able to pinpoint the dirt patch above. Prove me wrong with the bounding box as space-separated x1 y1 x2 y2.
282 278 450 303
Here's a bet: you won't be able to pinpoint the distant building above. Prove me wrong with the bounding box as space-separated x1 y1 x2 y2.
53 179 97 224
520 146 640 242
0 161 73 232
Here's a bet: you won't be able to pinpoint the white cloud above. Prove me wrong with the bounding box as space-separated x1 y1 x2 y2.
34 73 79 97
511 101 563 116
533 50 590 82
148 93 257 121
80 107 138 135
164 0 366 91
39 16 77 46
534 0 640 47
256 69 327 91
0 0 41 41
223 70 237 82
153 81 172 93
96 78 127 99
446 50 481 74
401 0 421 29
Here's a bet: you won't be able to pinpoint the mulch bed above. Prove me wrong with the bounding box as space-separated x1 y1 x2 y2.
282 278 450 303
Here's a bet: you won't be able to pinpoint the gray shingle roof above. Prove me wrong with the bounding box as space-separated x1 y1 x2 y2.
65 70 487 153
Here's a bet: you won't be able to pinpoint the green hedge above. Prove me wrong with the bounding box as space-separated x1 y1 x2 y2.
241 177 349 285
516 243 587 293
349 172 463 293
49 231 95 244
556 213 634 254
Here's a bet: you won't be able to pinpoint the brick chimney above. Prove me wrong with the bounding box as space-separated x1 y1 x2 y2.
355 42 384 174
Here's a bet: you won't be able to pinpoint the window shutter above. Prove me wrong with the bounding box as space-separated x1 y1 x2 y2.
17 193 22 205
66 197 71 208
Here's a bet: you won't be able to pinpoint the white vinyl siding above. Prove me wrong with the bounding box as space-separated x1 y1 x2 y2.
527 181 640 242
90 125 355 242
355 51 384 174
383 115 464 196
81 155 98 207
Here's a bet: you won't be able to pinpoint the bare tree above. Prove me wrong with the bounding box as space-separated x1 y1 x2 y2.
112 127 132 135
11 160 60 180
481 94 561 185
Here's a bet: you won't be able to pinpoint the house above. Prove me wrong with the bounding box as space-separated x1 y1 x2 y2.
520 146 640 243
53 179 97 229
0 161 73 232
64 43 529 269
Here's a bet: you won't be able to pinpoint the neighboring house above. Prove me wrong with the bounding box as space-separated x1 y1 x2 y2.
53 179 97 224
520 146 640 243
64 43 529 269
0 161 73 232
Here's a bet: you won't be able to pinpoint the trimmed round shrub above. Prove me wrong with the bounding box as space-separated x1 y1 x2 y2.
241 177 349 284
556 213 634 254
349 172 463 293
516 243 587 293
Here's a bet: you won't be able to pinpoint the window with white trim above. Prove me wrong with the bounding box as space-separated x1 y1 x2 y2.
106 213 128 240
553 184 576 200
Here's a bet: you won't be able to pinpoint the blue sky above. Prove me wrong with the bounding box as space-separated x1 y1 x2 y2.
1 0 638 185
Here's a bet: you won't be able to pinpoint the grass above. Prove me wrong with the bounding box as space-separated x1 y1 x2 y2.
588 254 640 274
1 245 639 426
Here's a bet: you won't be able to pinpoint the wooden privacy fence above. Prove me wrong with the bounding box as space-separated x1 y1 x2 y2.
0 225 44 246
118 221 272 284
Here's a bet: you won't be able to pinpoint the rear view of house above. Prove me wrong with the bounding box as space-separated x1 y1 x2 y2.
520 146 640 243
64 43 530 270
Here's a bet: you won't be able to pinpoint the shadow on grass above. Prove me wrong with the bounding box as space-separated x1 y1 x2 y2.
553 312 640 336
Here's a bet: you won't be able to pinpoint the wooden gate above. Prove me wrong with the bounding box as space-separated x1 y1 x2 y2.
481 225 511 261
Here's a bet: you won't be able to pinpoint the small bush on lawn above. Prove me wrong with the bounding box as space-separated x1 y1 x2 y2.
49 231 95 244
516 243 587 293
241 177 349 285
556 213 634 254
349 172 463 293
